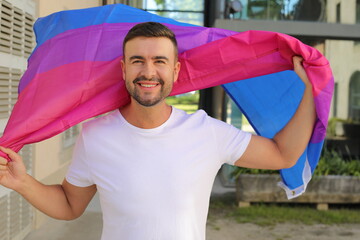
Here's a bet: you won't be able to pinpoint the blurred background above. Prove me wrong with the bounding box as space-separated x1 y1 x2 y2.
0 1 359 240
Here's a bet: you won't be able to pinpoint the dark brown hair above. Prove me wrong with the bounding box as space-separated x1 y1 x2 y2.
122 22 178 56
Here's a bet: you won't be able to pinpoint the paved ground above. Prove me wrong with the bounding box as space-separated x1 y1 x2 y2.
207 220 360 240
24 210 360 240
24 176 360 240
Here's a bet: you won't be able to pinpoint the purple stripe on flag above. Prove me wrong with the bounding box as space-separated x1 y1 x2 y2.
310 76 335 143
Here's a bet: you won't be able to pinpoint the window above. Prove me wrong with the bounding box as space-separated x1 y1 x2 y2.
333 82 338 117
222 94 243 129
0 1 12 54
357 0 360 24
142 0 205 26
349 71 360 121
336 2 341 23
0 0 35 57
0 67 21 119
24 13 35 57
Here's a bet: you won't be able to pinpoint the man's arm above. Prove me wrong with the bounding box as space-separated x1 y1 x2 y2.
235 56 316 169
0 146 96 220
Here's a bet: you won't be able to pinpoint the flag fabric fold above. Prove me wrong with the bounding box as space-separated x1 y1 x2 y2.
0 4 333 198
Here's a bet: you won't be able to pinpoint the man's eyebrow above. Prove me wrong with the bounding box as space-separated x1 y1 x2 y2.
128 56 169 61
129 56 145 60
152 56 169 61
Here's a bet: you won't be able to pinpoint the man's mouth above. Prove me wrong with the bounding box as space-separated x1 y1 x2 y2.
133 76 164 89
138 82 159 88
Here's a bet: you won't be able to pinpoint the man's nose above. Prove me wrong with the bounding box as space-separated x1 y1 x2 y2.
142 63 156 79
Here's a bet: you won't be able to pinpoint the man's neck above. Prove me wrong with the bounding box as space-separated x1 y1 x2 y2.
119 100 172 129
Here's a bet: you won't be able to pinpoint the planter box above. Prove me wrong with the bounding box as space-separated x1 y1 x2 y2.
236 174 360 209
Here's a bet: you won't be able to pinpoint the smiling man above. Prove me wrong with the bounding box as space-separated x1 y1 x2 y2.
122 38 178 107
0 22 316 240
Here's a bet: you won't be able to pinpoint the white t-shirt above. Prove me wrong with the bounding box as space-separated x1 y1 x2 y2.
66 107 251 240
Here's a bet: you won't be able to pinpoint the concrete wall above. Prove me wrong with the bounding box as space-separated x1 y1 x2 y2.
36 0 102 17
326 0 360 119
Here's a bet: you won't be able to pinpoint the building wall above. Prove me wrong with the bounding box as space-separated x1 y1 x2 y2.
36 0 102 17
0 0 36 239
326 0 360 119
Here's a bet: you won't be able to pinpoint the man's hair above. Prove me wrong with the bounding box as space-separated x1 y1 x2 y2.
122 22 178 56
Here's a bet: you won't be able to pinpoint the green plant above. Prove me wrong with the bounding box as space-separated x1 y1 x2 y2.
231 148 360 178
326 117 343 136
314 149 360 176
166 92 199 114
231 167 277 179
166 92 199 105
326 117 360 137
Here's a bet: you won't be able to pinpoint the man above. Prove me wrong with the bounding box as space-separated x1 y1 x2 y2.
0 22 315 239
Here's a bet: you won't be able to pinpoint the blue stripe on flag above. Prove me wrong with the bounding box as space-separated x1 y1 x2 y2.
223 70 305 138
34 4 195 48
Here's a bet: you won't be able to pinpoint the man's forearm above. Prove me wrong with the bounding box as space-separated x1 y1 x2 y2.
17 174 78 220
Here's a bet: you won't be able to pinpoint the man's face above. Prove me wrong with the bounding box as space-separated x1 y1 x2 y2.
121 37 180 107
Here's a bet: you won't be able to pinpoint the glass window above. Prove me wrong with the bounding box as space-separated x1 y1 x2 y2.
247 0 285 20
144 0 204 11
147 10 204 25
143 0 204 26
238 0 326 22
357 0 360 24
349 71 360 121
336 2 341 23
333 82 338 117
222 95 243 129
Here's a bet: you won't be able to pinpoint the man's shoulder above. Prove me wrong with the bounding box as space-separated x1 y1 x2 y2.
172 107 207 122
171 107 228 128
82 110 120 133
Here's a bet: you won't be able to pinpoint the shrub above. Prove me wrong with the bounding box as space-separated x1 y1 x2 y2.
231 149 360 178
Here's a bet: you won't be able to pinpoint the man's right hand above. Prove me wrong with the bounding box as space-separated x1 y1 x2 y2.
0 146 96 220
0 146 28 192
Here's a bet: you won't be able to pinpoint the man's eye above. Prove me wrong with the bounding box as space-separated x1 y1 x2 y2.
132 60 143 64
155 60 165 64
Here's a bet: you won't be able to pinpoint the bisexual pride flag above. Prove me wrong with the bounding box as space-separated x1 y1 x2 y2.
0 4 333 198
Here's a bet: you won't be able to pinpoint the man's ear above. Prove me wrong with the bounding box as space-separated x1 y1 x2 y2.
120 58 126 80
173 61 181 82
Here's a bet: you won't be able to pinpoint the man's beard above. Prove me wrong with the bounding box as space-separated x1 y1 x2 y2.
126 76 173 107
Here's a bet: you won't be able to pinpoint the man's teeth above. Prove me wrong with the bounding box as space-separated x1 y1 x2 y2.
140 83 157 88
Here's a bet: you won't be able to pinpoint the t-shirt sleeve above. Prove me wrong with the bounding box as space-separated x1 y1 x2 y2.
65 129 94 187
211 118 252 165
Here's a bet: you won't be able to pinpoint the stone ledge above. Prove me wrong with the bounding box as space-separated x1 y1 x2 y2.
236 174 360 208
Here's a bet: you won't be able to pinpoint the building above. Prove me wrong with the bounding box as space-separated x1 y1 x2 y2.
203 0 360 123
210 0 360 159
201 0 360 182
